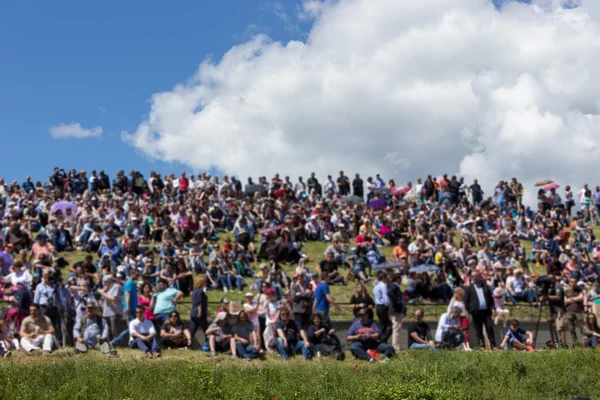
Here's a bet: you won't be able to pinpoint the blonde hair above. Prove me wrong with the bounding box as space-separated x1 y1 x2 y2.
454 287 464 301
194 276 207 289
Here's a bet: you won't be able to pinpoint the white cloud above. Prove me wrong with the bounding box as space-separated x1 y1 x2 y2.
124 0 600 202
50 123 103 139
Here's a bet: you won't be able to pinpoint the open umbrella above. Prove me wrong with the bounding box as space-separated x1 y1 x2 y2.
0 252 13 275
375 261 407 271
370 187 392 196
393 186 411 198
51 201 78 215
408 264 440 274
342 195 364 205
535 179 553 187
367 199 387 210
543 183 560 191
245 184 268 195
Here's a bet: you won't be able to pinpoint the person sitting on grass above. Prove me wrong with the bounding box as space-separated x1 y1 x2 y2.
231 310 259 360
73 303 116 356
20 303 59 354
160 311 192 349
206 312 232 357
307 313 344 360
500 319 535 351
407 308 439 353
437 307 469 351
129 306 161 359
347 308 395 362
274 309 312 360
583 313 600 348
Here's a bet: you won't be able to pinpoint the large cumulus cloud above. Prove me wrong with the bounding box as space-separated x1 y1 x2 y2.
123 0 600 200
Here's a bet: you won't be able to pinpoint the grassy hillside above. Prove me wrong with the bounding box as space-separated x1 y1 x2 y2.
0 349 597 400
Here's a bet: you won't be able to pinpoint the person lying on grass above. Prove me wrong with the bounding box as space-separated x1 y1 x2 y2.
500 319 534 351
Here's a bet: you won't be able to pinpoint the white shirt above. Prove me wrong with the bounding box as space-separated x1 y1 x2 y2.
129 318 156 343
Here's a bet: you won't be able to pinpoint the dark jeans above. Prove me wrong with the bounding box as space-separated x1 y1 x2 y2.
294 313 311 330
189 317 208 348
472 309 496 348
376 305 392 343
585 336 599 348
129 337 160 354
349 341 395 360
235 341 258 359
112 311 136 346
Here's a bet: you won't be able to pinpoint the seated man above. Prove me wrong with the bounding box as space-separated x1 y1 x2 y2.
19 303 59 354
437 307 468 350
407 308 440 353
347 308 395 362
508 270 537 305
231 310 259 360
73 304 116 356
129 306 161 359
500 319 534 351
206 312 232 357
275 309 312 360
160 311 192 349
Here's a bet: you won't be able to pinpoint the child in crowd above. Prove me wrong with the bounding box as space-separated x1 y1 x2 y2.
493 285 510 328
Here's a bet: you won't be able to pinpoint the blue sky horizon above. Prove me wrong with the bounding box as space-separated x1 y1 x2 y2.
0 0 588 191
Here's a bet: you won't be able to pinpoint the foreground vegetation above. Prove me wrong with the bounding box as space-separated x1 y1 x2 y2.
0 349 597 399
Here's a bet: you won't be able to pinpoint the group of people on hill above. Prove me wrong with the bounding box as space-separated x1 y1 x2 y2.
1 168 600 360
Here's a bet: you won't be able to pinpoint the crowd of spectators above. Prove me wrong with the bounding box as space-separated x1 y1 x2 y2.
1 168 600 361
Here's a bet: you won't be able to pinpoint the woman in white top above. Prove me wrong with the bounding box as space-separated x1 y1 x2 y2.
2 262 32 288
447 287 471 350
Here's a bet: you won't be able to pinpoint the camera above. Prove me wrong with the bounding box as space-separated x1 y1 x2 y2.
535 275 552 297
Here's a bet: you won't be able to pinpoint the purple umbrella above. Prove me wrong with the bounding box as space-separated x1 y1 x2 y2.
368 199 387 210
0 252 13 275
50 201 78 215
543 183 560 191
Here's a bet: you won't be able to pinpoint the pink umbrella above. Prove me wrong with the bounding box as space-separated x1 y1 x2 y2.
543 183 560 191
393 186 411 198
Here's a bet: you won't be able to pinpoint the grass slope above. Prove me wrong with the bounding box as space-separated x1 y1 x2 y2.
0 349 597 400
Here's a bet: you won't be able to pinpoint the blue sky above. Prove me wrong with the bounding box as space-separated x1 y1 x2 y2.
0 0 310 183
0 0 556 185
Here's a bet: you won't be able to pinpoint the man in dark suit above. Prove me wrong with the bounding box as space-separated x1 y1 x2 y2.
464 271 496 349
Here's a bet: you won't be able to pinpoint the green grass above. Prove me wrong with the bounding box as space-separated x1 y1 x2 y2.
1 348 598 399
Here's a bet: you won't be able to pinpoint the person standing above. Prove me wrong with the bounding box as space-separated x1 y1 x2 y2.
564 278 585 345
373 271 392 343
100 274 123 341
190 277 209 348
387 273 406 351
352 174 364 199
336 171 350 196
464 271 496 349
313 273 341 322
151 279 184 329
112 269 139 347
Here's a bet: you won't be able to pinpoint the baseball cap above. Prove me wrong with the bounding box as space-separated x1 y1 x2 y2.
245 292 254 298
220 297 230 304
357 308 368 316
